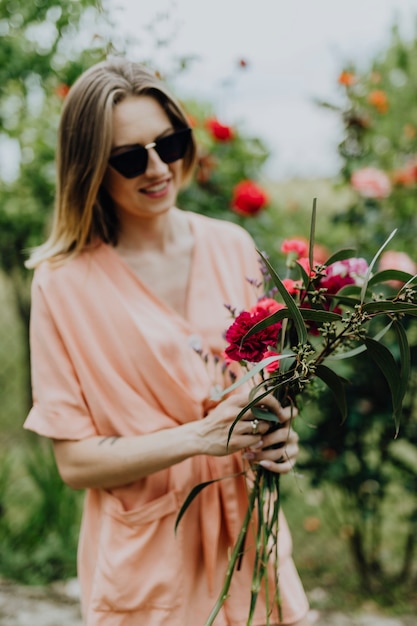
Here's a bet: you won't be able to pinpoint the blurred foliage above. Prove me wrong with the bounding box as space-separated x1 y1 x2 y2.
0 438 82 583
318 23 417 258
294 23 417 596
178 99 281 256
0 0 114 408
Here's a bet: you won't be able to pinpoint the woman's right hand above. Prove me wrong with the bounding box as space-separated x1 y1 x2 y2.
196 391 274 456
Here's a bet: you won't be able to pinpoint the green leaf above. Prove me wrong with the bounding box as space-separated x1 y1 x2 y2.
295 259 310 289
212 353 294 400
251 405 280 423
327 321 392 360
308 198 317 271
363 301 417 316
315 364 348 421
364 337 402 426
324 248 357 266
368 269 417 287
257 251 308 343
360 230 397 303
392 320 411 420
241 307 341 341
175 474 243 532
299 308 342 323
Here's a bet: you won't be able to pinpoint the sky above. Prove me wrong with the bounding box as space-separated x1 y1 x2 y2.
111 0 417 180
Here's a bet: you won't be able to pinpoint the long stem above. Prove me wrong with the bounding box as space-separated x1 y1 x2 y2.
204 475 261 626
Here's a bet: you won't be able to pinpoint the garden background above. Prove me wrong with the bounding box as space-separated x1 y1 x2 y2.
1 0 417 622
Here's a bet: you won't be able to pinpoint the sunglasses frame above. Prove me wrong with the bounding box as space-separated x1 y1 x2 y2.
108 127 192 179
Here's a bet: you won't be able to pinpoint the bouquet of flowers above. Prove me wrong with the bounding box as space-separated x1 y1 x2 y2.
177 201 417 625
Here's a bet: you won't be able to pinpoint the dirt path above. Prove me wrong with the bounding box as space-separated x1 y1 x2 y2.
0 579 415 626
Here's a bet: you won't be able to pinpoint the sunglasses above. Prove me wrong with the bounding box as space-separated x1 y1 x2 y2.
108 127 192 179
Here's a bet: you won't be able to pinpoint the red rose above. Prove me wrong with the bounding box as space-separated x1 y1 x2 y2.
206 118 234 141
231 180 268 216
225 306 281 363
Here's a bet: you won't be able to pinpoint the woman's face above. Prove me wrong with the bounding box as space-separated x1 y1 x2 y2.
102 94 184 223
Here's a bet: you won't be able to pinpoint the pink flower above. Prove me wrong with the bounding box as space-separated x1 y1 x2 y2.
206 118 234 141
225 300 282 362
281 238 309 258
252 297 284 316
321 258 368 294
231 180 268 216
378 251 417 288
351 167 391 199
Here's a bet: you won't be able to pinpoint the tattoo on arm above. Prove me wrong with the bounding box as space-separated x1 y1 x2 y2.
98 436 120 446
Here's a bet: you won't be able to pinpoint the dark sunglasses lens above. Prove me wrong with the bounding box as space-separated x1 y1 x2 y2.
108 128 192 179
156 128 192 164
109 147 148 179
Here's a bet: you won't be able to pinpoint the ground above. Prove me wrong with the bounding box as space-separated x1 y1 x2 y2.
0 579 415 626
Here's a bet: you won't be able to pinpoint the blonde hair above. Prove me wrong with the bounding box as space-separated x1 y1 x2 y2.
26 59 197 268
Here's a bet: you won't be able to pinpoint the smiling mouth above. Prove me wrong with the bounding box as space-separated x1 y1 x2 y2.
141 180 170 194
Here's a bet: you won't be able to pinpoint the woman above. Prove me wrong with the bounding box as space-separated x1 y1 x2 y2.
24 59 311 626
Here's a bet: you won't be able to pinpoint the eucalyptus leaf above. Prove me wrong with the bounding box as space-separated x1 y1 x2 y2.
368 269 416 287
392 320 411 413
324 248 358 266
308 198 317 271
364 337 402 426
363 301 417 315
360 230 397 303
327 321 392 360
257 251 308 343
213 353 294 401
316 364 348 421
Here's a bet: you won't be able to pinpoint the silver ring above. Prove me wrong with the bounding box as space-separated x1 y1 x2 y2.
251 418 260 435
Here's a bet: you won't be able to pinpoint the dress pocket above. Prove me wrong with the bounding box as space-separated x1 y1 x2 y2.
91 489 184 612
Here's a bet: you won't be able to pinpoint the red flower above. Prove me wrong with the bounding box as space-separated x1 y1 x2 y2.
282 278 300 295
392 160 417 187
55 83 70 99
225 300 282 363
338 70 356 87
281 238 309 258
367 90 389 114
206 117 234 141
263 349 281 373
231 180 268 216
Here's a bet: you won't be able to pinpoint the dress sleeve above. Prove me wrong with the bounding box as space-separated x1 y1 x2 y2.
24 273 98 440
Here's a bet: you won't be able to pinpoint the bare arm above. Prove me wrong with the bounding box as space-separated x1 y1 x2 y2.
53 392 291 490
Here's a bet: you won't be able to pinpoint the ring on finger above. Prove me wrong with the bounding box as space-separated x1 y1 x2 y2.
251 418 260 435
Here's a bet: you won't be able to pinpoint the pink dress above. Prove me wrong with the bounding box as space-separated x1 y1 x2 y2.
24 211 309 626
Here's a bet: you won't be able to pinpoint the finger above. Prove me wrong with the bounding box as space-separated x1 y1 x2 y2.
256 441 299 464
257 450 297 474
254 396 297 423
261 426 298 450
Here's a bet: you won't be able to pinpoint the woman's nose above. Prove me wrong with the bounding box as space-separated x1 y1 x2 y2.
145 147 169 176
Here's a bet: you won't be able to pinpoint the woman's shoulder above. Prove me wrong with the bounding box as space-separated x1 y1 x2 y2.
186 211 255 248
32 243 104 292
